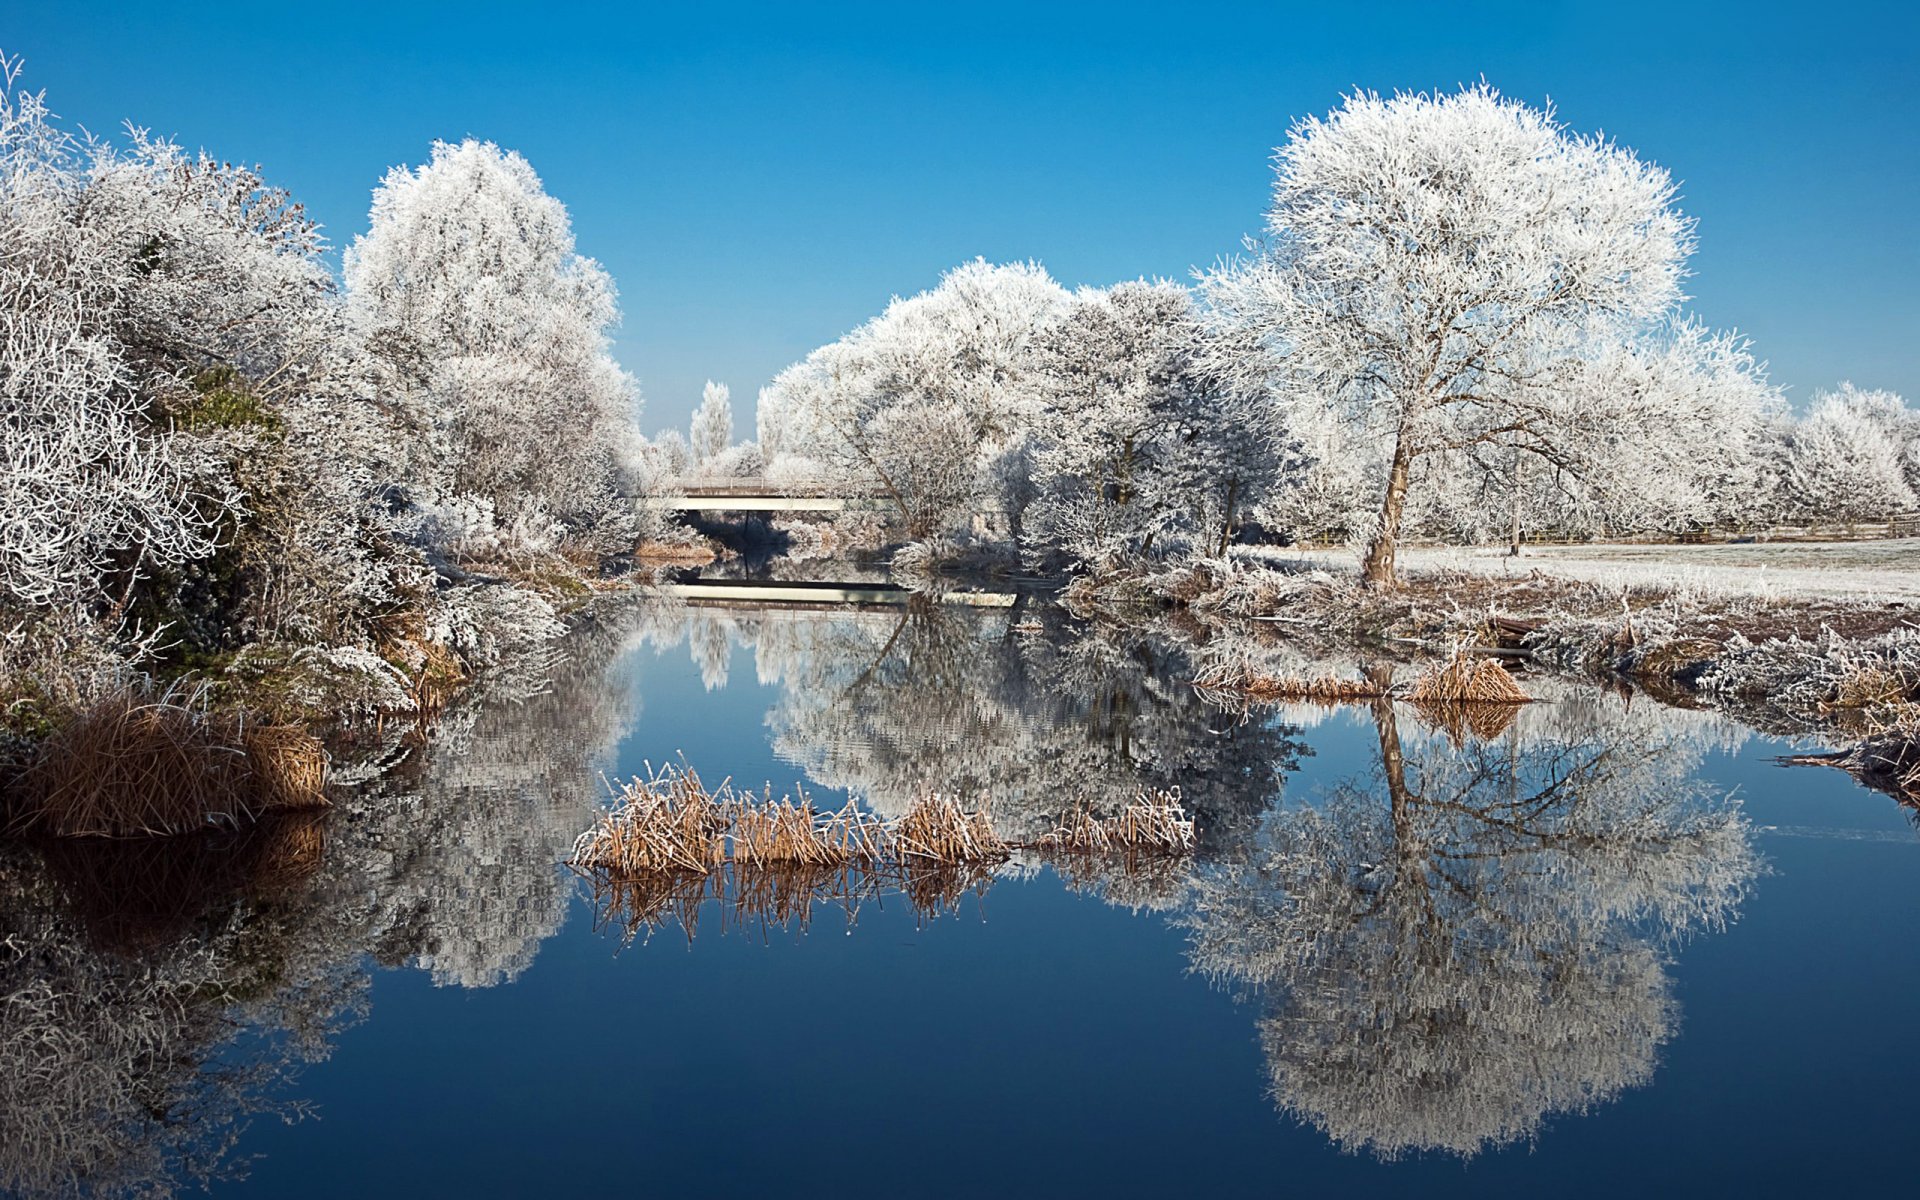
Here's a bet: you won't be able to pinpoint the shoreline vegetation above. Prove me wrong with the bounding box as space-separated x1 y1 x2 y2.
1059 550 1920 806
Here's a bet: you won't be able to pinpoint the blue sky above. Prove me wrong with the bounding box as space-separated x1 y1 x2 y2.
8 1 1915 434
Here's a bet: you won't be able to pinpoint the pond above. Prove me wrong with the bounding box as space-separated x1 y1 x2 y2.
3 595 1915 1197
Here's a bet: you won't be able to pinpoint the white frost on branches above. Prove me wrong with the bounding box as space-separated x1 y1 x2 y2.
689 379 733 466
344 138 639 554
1201 85 1765 582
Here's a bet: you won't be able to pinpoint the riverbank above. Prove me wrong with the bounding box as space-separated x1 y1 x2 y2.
0 550 649 837
1060 546 1919 805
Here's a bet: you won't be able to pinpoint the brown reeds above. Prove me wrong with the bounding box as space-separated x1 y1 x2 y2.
1192 666 1384 704
570 761 1203 945
1408 651 1532 705
570 762 731 875
893 794 1010 865
1030 789 1196 856
728 791 888 869
7 689 330 838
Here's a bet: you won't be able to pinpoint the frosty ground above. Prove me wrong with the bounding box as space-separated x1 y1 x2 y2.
1282 539 1920 605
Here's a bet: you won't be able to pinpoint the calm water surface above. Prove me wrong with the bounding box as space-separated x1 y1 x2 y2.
5 598 1915 1197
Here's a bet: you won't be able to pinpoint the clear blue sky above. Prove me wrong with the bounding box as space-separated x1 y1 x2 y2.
8 1 1914 434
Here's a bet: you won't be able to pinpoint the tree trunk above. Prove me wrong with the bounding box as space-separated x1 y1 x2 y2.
1215 477 1240 557
1361 421 1416 588
1507 450 1524 557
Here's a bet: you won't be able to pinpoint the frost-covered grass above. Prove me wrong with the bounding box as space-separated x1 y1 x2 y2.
1281 539 1920 605
1114 541 1920 803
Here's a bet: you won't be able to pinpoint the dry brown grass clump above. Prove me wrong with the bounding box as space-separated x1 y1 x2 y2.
1408 652 1532 705
633 539 719 564
893 795 1009 865
728 792 888 868
571 763 731 875
1030 789 1196 856
7 690 329 838
1193 667 1384 704
572 763 1209 943
1823 666 1918 715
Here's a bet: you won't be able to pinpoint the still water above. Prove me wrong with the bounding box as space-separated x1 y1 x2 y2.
3 597 1915 1197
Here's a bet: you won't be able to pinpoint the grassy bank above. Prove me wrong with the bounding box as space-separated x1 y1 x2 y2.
1068 548 1920 806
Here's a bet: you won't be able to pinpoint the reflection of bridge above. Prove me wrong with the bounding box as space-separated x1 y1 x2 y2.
636 481 892 513
654 579 1016 610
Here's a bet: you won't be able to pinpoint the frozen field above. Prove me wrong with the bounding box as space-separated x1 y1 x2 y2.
1289 539 1920 604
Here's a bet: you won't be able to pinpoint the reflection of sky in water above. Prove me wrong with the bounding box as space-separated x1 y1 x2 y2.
7 600 1917 1197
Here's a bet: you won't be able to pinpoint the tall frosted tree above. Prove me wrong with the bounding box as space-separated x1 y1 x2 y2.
344 139 638 550
690 379 733 466
1205 86 1713 585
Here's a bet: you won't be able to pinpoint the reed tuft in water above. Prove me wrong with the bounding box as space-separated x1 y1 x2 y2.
1193 666 1384 704
570 761 1199 942
1408 651 1532 705
1030 789 1195 856
893 794 1009 865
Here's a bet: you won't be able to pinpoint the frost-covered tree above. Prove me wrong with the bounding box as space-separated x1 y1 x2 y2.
1783 384 1918 521
344 139 639 552
702 441 765 479
1415 321 1785 546
764 259 1067 538
1024 281 1283 567
646 429 694 480
1204 85 1714 585
0 61 234 617
690 379 733 466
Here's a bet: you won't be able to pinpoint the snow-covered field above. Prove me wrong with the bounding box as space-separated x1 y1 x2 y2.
1289 539 1920 604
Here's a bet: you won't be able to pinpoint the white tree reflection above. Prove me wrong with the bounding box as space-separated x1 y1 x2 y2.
1183 692 1759 1159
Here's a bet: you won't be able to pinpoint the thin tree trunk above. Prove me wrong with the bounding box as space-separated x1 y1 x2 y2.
1507 450 1524 557
1215 477 1240 557
1362 421 1416 588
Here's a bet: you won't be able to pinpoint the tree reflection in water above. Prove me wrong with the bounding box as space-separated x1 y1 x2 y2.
0 599 649 1196
635 596 1306 843
0 598 1765 1194
1182 689 1760 1159
629 598 1762 1158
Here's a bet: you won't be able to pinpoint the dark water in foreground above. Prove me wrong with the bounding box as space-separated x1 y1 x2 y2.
3 598 1915 1197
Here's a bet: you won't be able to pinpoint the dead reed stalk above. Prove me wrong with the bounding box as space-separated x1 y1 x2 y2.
8 689 329 838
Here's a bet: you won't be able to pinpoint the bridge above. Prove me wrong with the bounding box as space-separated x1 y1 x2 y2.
636 480 892 513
